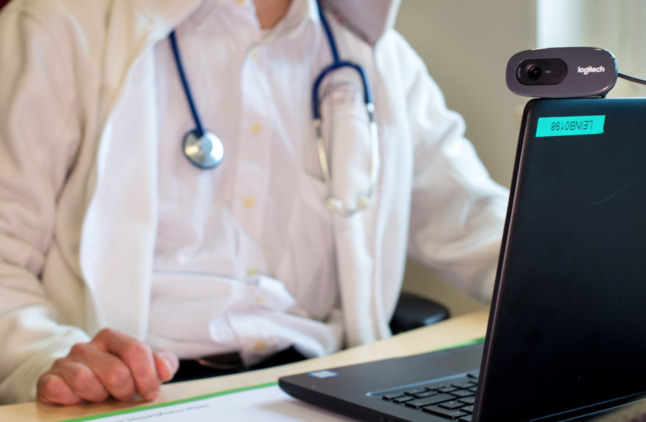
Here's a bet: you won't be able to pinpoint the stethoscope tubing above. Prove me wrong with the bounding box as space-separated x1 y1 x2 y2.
311 4 373 120
312 61 373 120
168 3 378 214
169 31 207 139
169 4 375 148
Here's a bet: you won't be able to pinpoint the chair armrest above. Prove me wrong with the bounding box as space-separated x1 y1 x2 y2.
389 291 450 334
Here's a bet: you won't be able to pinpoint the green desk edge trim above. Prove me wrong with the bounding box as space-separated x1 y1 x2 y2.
61 381 278 422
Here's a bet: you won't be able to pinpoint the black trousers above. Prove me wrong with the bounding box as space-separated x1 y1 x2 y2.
170 346 306 383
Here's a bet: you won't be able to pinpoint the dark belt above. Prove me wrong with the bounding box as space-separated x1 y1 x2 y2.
196 351 246 371
171 346 306 383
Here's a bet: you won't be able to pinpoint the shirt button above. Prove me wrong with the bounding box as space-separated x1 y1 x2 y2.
250 122 262 135
254 340 267 353
242 196 256 208
236 0 246 4
254 296 265 304
246 266 259 276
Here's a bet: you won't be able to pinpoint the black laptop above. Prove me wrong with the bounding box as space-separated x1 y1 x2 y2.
279 97 646 421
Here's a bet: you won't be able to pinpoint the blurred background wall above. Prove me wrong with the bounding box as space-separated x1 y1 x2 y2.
394 0 536 316
396 0 646 316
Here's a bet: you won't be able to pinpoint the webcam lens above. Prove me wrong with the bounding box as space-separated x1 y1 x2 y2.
516 58 568 86
528 66 542 81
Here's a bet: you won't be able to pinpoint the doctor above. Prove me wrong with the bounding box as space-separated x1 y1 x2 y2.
0 0 509 406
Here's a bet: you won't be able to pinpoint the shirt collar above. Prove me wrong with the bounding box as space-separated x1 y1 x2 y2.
261 0 319 43
185 0 248 29
182 0 318 33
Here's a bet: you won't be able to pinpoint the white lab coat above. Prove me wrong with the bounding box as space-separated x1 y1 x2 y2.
0 0 509 403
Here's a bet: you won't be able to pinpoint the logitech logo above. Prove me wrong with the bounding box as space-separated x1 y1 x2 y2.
578 65 606 75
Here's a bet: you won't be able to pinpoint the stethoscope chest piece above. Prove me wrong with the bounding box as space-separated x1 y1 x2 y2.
183 129 224 169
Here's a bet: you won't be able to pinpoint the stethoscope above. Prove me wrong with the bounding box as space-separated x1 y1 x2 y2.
169 4 379 215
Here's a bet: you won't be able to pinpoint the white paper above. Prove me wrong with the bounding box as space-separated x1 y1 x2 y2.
71 384 357 422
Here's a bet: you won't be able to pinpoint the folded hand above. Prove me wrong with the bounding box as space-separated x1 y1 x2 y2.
37 328 179 405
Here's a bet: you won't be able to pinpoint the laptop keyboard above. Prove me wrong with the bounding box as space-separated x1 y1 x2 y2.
378 372 479 421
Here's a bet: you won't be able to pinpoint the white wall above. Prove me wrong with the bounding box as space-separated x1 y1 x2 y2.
394 0 537 315
538 0 646 98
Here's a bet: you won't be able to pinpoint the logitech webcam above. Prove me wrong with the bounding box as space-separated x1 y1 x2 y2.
506 47 618 98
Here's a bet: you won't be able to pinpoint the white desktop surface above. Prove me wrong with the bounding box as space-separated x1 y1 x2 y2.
0 309 489 422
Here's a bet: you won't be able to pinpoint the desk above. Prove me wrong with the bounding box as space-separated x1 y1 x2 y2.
0 309 489 422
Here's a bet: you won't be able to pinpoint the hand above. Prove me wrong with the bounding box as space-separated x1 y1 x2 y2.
36 328 179 406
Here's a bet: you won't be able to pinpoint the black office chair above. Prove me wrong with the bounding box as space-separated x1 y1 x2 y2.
390 291 450 334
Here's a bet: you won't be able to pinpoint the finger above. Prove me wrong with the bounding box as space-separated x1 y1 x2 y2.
93 328 161 401
37 373 83 406
66 341 137 402
153 350 179 382
47 358 110 403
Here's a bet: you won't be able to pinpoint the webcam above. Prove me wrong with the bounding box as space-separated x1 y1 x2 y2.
506 47 618 98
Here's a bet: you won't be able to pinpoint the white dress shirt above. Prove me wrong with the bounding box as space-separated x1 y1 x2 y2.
148 0 345 365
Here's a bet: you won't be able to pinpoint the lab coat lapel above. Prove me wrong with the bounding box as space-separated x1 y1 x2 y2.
334 211 389 347
320 4 401 347
332 99 397 346
80 0 201 337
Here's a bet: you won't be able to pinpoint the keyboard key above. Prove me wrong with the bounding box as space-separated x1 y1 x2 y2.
393 395 415 404
459 396 476 405
459 415 473 422
439 400 466 410
452 381 476 389
414 390 438 398
423 405 468 419
381 392 406 401
451 389 474 398
404 387 428 395
405 393 456 409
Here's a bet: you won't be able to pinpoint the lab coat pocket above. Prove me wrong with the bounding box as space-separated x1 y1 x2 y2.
319 82 375 212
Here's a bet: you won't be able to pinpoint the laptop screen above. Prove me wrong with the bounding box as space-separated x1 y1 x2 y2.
476 98 646 420
279 98 646 422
